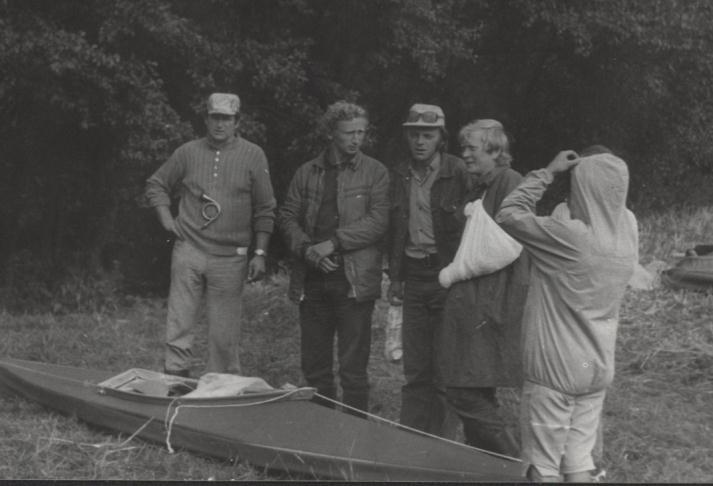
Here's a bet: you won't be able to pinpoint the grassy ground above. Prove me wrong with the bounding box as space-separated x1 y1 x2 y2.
1 206 712 481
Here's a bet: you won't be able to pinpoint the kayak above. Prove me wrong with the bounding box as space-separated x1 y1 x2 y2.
0 358 525 481
662 250 713 290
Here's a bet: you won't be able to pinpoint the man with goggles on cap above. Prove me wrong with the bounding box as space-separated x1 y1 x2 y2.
278 101 389 415
145 92 276 378
387 103 471 435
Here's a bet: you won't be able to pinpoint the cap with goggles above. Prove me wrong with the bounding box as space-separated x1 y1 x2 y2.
402 103 446 128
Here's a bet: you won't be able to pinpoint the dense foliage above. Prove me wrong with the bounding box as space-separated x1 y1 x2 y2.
2 0 712 304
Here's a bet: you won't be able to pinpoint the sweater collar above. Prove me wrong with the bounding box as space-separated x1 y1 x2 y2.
204 135 240 151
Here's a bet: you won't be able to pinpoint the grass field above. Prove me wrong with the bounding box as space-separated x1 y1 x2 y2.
1 207 712 481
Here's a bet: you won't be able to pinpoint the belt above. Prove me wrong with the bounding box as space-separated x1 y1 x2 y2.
406 253 440 268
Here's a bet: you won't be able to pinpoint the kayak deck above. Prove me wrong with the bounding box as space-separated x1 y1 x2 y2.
0 358 525 481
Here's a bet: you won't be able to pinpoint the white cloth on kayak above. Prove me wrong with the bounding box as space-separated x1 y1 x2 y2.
496 153 638 395
183 372 274 398
438 199 522 289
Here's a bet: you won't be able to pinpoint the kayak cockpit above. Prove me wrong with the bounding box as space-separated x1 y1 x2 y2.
96 368 314 403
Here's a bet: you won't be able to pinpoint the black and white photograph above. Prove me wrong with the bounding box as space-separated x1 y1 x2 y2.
0 0 711 482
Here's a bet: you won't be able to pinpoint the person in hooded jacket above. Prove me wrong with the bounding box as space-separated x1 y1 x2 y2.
496 150 638 482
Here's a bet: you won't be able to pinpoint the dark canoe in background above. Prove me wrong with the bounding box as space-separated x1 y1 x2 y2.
0 358 525 481
662 245 713 291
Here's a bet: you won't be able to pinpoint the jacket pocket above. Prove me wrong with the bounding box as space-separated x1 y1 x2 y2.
342 188 369 223
438 198 463 235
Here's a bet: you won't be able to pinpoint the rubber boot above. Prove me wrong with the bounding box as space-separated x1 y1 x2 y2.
462 419 520 457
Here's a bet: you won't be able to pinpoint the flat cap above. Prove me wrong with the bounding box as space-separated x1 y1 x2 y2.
207 93 240 115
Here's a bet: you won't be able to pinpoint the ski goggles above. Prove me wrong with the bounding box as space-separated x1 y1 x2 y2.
405 110 444 124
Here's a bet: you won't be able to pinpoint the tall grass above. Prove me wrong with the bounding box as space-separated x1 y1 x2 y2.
0 207 711 480
638 205 713 259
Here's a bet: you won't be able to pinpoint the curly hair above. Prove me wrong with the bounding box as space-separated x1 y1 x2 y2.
458 119 513 167
319 100 369 136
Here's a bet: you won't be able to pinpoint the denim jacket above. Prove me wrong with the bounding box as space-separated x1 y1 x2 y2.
388 153 471 281
278 150 390 303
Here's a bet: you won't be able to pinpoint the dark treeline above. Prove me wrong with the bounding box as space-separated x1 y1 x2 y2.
2 0 712 305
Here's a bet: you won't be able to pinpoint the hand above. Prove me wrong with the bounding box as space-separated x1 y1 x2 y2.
305 239 335 263
156 206 179 236
546 150 580 175
317 256 339 274
247 256 266 282
387 281 404 305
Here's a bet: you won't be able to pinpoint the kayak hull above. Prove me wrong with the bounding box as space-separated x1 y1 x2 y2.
662 255 713 290
0 358 524 481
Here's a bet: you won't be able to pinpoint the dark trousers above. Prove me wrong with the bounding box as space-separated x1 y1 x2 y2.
446 386 520 457
400 257 449 435
299 268 374 414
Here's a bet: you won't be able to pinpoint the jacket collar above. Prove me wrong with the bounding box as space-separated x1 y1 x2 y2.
312 148 362 172
478 165 508 188
395 152 461 179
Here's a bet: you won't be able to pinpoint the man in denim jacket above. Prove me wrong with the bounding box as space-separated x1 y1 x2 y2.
387 104 470 435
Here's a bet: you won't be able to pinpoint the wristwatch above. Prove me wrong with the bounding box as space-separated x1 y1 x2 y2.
254 249 267 257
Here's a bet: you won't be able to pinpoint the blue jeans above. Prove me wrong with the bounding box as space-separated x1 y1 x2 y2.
299 268 374 413
400 257 449 434
165 239 247 374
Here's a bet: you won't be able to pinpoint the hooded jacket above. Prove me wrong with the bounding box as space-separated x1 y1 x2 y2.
496 154 638 395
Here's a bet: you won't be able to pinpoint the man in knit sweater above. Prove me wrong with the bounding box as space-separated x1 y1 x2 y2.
145 92 276 377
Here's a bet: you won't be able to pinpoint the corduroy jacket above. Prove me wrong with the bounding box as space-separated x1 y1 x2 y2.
278 150 390 303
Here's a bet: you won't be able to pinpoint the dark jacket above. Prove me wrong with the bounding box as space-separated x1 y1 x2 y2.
388 153 470 281
437 166 529 388
278 150 390 303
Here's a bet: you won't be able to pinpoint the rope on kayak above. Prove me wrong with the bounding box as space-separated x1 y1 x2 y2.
311 392 520 462
2 361 519 462
163 388 308 454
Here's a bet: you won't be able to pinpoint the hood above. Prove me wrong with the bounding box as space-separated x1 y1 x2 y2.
568 153 636 255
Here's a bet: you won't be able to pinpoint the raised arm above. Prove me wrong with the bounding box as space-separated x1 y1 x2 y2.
495 151 583 264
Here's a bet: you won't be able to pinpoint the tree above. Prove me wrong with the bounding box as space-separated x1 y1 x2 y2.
1 0 712 307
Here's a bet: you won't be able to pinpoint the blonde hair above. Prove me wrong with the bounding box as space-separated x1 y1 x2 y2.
458 119 513 166
319 100 368 135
